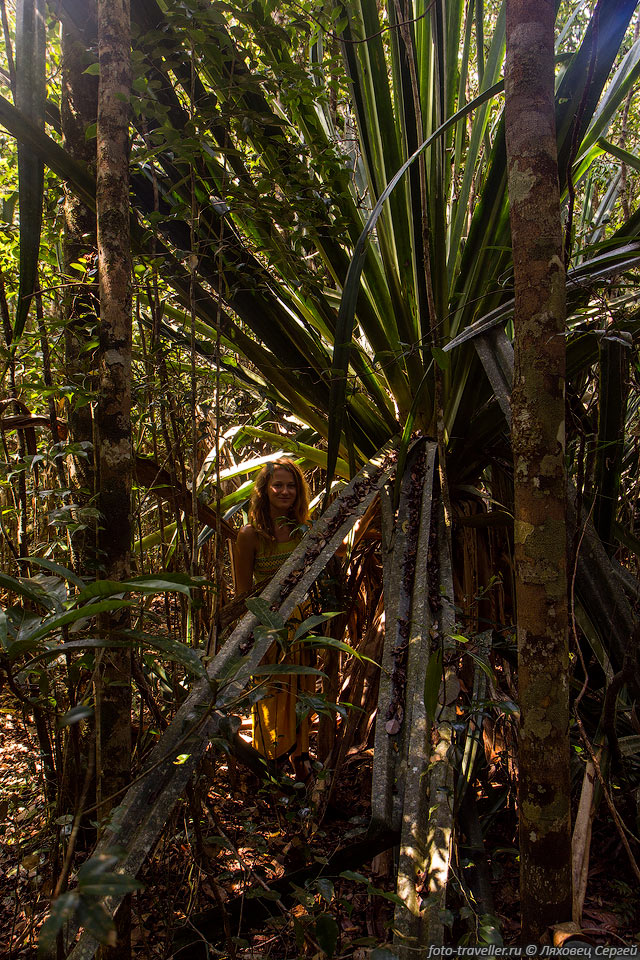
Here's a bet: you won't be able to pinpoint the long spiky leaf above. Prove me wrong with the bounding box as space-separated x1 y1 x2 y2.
326 78 504 487
14 0 46 343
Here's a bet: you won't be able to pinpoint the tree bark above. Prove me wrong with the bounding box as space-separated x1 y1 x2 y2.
94 0 133 953
61 0 99 575
504 0 572 942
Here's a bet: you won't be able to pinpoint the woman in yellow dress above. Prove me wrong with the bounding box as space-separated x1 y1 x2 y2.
234 458 314 780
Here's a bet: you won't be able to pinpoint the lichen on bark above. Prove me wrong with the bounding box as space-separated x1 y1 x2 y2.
505 0 572 941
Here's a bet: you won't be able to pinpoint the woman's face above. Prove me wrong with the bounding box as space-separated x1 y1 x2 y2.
266 467 298 514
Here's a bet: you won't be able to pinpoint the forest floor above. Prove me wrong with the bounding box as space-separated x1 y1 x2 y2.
2 696 640 959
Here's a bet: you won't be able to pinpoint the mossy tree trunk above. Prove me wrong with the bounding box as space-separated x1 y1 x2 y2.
504 0 572 941
94 0 133 952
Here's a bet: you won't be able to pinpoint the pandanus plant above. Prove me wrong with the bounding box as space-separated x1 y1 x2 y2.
2 0 640 953
6 0 639 485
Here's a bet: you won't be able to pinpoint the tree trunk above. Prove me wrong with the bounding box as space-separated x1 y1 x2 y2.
61 0 99 575
504 0 572 942
94 0 133 953
57 0 100 844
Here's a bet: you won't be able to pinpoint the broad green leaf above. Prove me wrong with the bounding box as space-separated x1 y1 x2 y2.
9 599 136 656
74 901 115 947
252 664 326 677
246 887 281 900
294 918 305 952
299 637 366 660
58 704 94 727
38 892 80 957
598 137 640 176
77 874 142 897
28 557 85 590
315 913 338 958
73 574 200 606
315 877 334 903
245 597 285 630
424 648 443 721
432 346 451 371
368 886 403 906
293 612 340 641
0 571 57 611
0 609 8 651
126 632 206 677
76 853 121 880
466 651 495 684
478 920 503 946
339 870 368 883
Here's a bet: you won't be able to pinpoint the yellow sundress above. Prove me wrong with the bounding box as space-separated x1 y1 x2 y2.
252 537 315 761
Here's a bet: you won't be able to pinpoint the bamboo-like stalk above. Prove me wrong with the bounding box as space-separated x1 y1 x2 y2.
393 441 438 955
420 502 457 945
571 752 598 924
370 445 423 833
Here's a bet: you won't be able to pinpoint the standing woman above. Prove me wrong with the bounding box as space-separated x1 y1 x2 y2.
234 458 314 779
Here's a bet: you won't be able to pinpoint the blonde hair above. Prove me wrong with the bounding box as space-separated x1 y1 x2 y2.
248 458 311 541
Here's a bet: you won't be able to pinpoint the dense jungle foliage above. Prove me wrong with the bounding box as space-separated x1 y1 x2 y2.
0 0 639 956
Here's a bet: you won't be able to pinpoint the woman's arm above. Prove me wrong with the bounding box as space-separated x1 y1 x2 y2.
234 524 258 594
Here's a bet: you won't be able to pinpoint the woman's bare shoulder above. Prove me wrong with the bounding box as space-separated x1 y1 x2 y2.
236 524 258 545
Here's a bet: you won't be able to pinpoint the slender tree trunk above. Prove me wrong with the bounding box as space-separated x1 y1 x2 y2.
61 0 99 575
94 6 133 957
57 0 100 844
504 0 572 941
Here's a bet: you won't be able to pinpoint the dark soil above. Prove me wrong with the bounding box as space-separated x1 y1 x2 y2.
2 701 639 959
